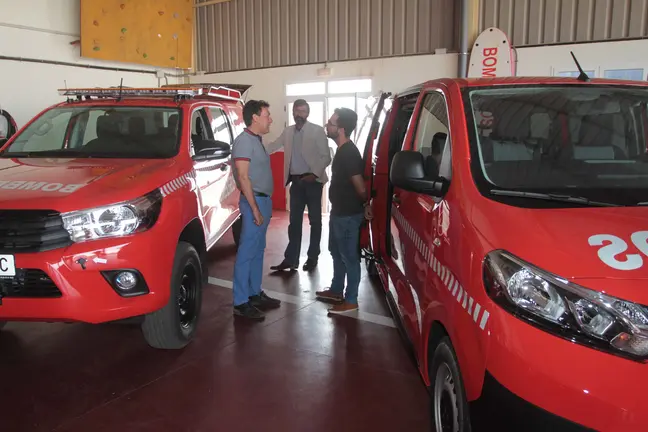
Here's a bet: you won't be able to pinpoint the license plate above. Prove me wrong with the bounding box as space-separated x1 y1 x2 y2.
0 255 16 278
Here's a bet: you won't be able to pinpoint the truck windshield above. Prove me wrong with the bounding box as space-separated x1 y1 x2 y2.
465 86 648 206
1 106 180 158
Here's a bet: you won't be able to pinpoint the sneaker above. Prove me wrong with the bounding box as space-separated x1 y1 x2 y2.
233 301 265 321
328 301 359 314
315 289 344 303
249 290 281 310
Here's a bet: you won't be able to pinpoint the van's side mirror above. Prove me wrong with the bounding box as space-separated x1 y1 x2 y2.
192 139 231 161
390 150 448 197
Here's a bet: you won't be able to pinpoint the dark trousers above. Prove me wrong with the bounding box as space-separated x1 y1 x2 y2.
284 177 323 265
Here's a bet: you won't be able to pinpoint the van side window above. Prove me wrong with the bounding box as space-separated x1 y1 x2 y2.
412 92 451 179
209 107 233 144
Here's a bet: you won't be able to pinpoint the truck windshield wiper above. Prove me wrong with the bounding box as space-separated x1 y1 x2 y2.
1 150 90 158
490 189 620 207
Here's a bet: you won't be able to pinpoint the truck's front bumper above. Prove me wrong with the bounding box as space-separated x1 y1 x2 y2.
474 308 648 431
0 230 175 323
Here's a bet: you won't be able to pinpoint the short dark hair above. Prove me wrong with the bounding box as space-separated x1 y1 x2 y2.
242 100 270 127
293 99 309 110
334 107 358 137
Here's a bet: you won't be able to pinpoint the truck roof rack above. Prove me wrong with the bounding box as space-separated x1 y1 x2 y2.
58 85 244 102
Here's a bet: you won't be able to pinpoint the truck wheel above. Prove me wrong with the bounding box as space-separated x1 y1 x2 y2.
429 337 471 432
141 241 203 349
232 217 242 248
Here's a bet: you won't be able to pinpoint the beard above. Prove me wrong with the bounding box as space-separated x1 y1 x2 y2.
326 130 338 140
294 115 306 126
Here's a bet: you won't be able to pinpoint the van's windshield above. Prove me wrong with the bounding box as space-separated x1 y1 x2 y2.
465 86 648 207
0 106 180 159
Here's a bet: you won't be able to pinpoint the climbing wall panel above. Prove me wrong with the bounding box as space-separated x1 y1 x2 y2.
80 0 193 69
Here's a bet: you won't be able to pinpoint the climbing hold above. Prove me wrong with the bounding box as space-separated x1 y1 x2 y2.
170 56 176 61
93 20 99 26
158 11 164 16
93 46 100 51
120 3 125 9
173 34 178 40
173 12 179 19
143 53 148 58
158 34 162 38
121 27 127 33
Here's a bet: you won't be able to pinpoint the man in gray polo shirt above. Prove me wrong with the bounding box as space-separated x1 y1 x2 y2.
231 99 281 321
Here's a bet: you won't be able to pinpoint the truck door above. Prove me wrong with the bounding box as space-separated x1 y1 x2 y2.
206 106 238 237
392 89 451 339
0 109 18 147
359 92 391 252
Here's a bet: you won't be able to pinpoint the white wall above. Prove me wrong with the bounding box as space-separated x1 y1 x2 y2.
191 53 460 142
0 0 183 127
192 38 648 142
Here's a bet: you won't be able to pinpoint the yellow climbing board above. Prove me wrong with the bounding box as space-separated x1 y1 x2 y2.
80 0 193 69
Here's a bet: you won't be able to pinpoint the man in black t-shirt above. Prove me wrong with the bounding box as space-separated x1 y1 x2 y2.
315 108 373 314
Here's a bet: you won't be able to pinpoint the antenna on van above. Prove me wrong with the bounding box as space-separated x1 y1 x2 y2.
117 78 124 101
570 51 590 82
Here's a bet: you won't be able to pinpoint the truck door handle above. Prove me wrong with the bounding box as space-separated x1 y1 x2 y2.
220 164 228 171
393 194 401 204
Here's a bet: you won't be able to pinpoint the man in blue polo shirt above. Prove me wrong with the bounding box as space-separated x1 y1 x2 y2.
231 99 281 320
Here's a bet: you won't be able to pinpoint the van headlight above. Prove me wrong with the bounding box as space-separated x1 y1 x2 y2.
484 250 648 361
62 189 162 242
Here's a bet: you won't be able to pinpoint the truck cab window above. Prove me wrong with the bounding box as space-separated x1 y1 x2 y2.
209 107 233 144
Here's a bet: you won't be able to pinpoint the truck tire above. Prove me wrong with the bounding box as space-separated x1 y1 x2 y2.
232 217 242 248
141 241 203 349
429 337 471 432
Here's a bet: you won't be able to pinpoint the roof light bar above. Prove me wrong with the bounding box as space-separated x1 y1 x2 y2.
58 85 243 101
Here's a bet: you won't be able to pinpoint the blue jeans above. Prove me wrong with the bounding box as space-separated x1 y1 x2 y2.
285 178 323 264
233 195 272 307
328 213 365 304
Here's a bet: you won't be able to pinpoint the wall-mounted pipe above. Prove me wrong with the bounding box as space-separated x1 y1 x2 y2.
458 0 470 77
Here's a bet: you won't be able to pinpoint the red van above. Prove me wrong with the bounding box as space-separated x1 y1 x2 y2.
360 77 648 431
0 85 245 349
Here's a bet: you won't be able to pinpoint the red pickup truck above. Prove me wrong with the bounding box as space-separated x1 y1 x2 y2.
360 76 648 431
0 84 245 349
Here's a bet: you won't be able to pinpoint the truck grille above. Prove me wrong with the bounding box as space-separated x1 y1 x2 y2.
0 210 72 253
0 269 62 298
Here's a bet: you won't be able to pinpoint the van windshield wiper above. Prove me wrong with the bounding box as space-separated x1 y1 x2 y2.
490 189 620 207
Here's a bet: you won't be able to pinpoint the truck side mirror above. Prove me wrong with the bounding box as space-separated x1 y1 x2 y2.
390 150 448 197
193 139 231 161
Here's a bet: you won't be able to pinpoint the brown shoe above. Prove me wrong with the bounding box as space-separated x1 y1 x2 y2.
315 289 344 303
328 301 359 314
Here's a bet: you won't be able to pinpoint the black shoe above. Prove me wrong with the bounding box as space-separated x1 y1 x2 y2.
233 302 265 321
302 258 317 271
270 260 298 271
249 291 281 310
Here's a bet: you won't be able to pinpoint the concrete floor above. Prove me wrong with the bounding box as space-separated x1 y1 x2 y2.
0 211 430 432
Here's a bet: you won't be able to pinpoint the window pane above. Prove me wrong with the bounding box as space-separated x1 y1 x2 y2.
604 69 645 81
557 71 596 78
413 93 450 178
288 101 325 127
328 79 372 94
286 82 325 96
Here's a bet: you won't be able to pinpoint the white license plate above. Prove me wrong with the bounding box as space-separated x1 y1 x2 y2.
0 255 16 277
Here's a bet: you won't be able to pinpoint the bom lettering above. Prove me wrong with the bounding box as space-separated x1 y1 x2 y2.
588 231 648 271
0 180 84 193
482 47 498 77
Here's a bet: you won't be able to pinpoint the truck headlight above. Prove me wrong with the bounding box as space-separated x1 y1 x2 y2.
484 250 648 361
62 189 162 242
